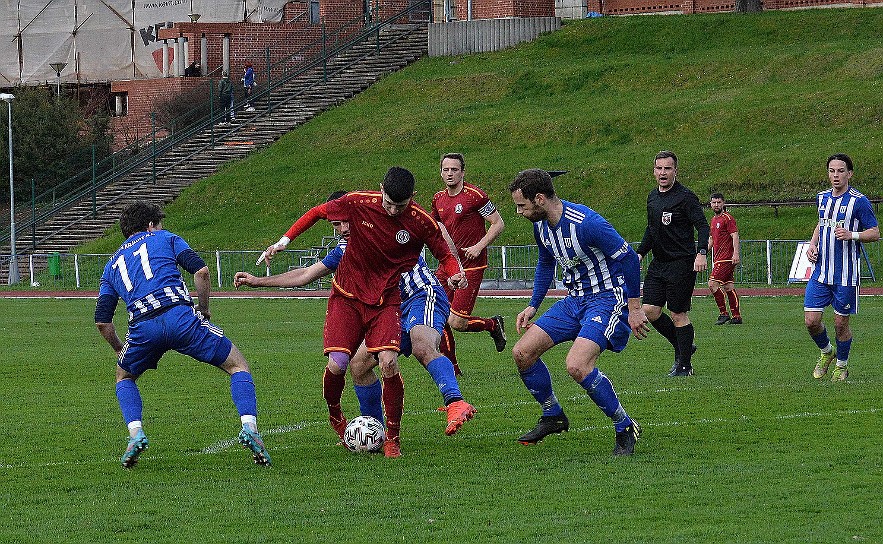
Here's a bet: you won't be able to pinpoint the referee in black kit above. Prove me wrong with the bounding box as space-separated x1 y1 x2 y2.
636 151 710 377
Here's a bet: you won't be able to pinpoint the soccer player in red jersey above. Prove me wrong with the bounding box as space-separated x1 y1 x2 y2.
707 192 742 325
432 153 507 374
262 167 466 457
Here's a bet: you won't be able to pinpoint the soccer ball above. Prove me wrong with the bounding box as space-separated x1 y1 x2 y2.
343 416 385 452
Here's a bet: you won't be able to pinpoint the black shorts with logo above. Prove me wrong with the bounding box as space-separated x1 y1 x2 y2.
642 257 696 314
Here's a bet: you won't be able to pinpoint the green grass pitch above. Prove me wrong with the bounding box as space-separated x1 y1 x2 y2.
1 295 881 542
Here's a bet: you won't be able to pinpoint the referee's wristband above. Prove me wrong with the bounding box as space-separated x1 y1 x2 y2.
852 231 861 241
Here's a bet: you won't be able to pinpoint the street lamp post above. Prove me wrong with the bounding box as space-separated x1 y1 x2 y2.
49 62 67 100
0 93 19 285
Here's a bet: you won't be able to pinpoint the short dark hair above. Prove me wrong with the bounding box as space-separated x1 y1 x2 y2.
710 192 724 200
827 153 853 172
441 153 465 170
120 202 165 238
327 190 347 202
509 168 555 201
382 167 416 202
655 150 678 168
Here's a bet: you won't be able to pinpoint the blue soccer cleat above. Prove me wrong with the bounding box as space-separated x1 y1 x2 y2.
238 426 272 466
121 429 149 468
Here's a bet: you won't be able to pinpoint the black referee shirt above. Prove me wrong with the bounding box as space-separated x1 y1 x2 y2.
637 181 710 262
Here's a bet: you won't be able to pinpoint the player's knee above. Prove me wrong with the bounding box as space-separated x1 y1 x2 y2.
511 341 537 370
448 314 468 331
327 351 350 373
378 355 400 377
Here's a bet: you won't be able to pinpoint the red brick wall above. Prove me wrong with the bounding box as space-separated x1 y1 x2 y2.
456 0 554 18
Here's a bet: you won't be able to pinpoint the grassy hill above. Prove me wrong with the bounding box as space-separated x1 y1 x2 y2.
81 7 883 253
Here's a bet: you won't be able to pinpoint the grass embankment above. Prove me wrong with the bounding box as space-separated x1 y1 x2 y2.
80 8 883 254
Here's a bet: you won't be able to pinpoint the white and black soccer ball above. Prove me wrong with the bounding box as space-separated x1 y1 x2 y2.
342 416 385 452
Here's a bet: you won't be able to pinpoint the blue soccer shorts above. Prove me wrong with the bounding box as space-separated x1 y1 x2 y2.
399 284 449 358
534 288 631 353
118 305 233 376
804 277 859 316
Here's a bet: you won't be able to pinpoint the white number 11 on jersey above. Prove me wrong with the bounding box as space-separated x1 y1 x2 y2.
112 242 154 292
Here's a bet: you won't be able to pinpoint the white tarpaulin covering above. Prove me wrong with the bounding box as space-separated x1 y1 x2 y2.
0 0 290 84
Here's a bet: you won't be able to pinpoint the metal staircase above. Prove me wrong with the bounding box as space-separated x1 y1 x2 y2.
1 6 429 281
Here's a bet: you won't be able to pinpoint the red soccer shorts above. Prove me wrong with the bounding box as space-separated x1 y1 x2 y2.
323 291 401 356
436 266 485 318
710 261 736 285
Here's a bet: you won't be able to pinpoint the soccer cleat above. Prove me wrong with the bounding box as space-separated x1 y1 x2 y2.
668 364 694 377
121 430 149 468
517 413 569 445
613 420 642 456
330 415 348 440
715 314 731 325
727 317 743 325
830 365 848 382
444 400 477 436
490 315 507 352
383 438 402 458
669 344 697 376
813 348 836 379
238 426 272 466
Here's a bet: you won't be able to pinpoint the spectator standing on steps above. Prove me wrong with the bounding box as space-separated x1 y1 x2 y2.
218 72 234 123
242 62 256 112
636 150 710 378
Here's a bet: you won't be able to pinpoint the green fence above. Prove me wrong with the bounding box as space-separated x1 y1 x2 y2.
4 239 880 292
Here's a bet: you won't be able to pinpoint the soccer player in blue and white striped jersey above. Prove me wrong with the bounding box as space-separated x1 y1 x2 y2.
508 169 649 455
806 154 879 382
96 202 271 468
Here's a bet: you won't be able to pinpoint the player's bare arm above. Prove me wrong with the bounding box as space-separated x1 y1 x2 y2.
235 262 333 289
96 322 124 354
731 231 741 264
193 266 212 320
463 211 505 261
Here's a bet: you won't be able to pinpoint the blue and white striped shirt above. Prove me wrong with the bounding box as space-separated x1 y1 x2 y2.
530 200 640 309
813 187 878 287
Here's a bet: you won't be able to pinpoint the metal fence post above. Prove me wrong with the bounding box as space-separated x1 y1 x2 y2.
766 239 773 285
151 111 157 184
91 144 97 218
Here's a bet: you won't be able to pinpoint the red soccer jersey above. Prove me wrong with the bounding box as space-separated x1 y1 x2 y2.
710 211 738 262
431 182 496 270
322 191 459 306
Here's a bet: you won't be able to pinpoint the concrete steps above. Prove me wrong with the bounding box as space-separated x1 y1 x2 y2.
0 24 428 276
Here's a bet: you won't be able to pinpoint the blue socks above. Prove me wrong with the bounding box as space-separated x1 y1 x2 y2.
836 337 852 362
519 360 563 417
580 368 630 432
425 356 462 405
354 380 385 423
115 379 143 425
811 327 832 350
230 371 258 417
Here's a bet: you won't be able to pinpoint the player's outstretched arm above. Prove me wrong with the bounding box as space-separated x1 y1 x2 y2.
257 203 329 265
235 262 333 288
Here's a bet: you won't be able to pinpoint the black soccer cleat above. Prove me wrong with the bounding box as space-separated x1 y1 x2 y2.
715 314 731 325
490 315 507 352
517 414 569 445
669 344 697 376
613 420 642 456
668 364 694 377
727 317 743 325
